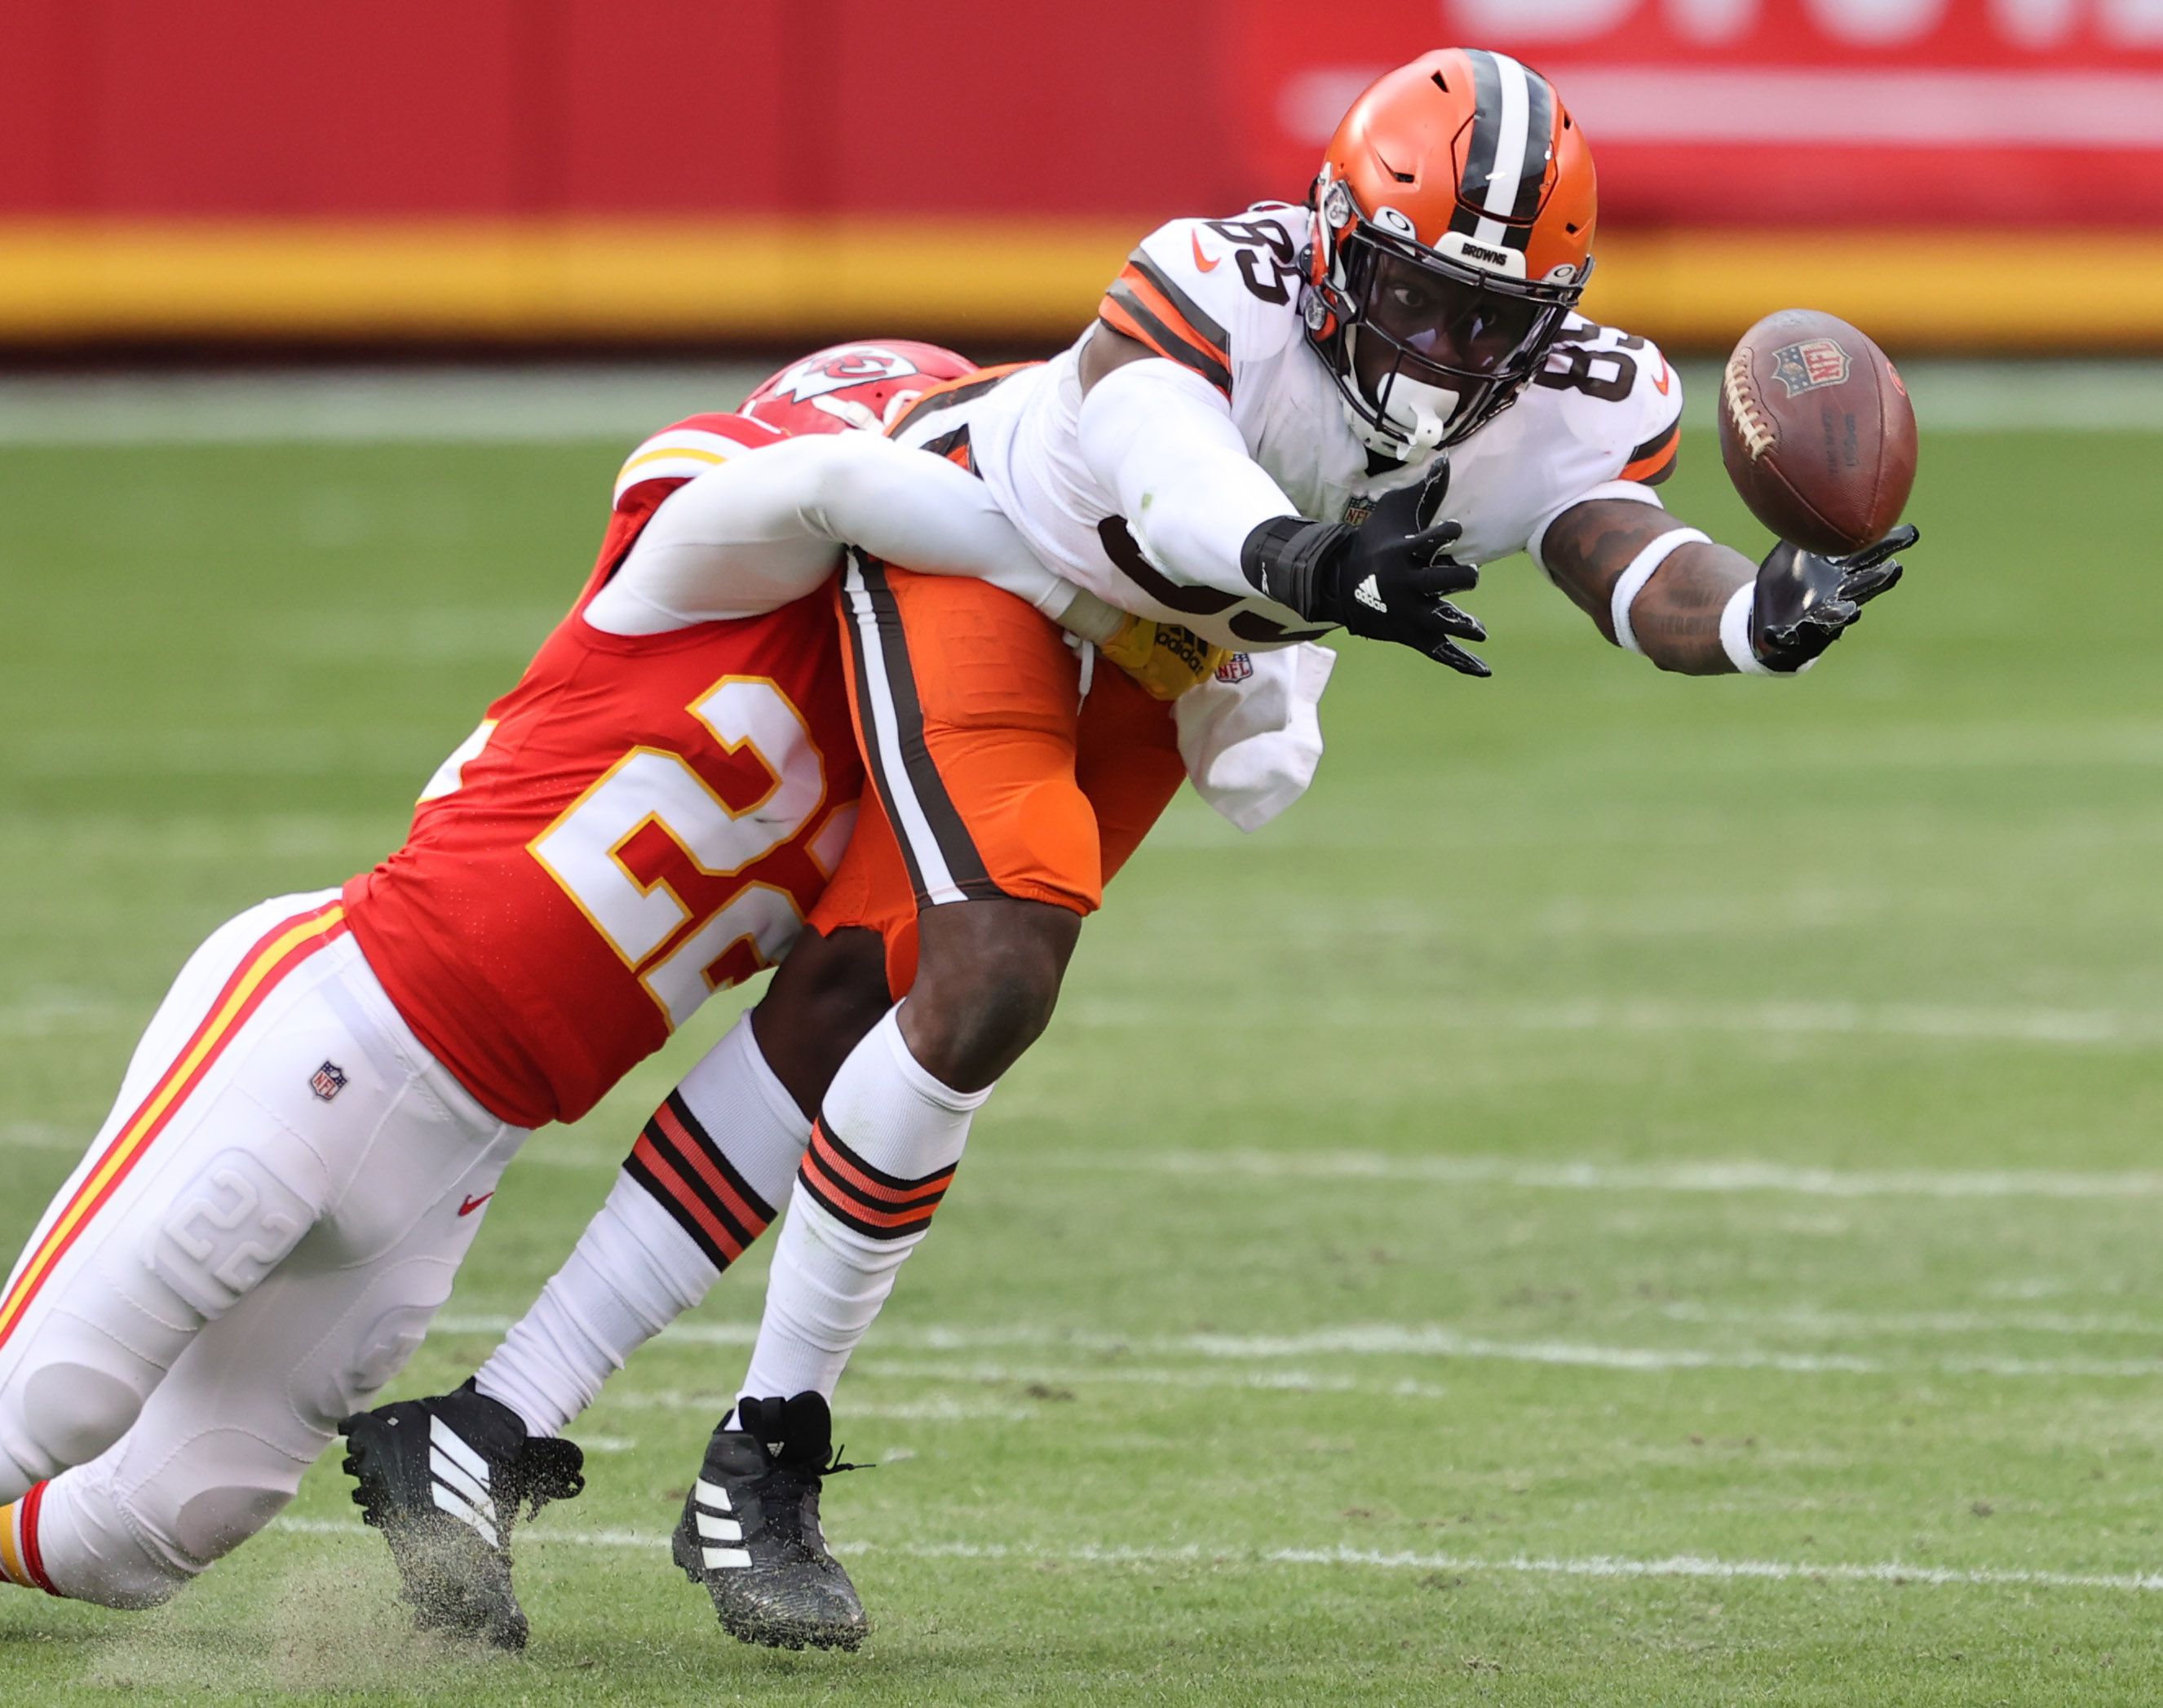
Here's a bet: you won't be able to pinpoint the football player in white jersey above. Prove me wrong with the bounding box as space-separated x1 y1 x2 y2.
343 46 1915 1652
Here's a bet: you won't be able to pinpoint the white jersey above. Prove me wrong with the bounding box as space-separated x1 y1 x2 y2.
894 203 1683 650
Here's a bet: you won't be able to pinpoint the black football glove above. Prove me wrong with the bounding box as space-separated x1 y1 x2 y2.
1750 524 1918 672
1239 458 1488 676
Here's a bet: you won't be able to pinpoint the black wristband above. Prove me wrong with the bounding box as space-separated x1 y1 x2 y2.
1239 516 1351 623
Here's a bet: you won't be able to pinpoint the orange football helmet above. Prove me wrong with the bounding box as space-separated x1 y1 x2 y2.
1304 48 1596 457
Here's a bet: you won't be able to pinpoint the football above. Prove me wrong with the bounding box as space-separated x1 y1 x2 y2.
1718 308 1918 557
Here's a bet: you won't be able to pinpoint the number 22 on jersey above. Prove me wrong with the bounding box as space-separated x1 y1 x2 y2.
437 675 832 1031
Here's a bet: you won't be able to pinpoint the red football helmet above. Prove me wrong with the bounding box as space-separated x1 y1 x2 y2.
739 340 978 436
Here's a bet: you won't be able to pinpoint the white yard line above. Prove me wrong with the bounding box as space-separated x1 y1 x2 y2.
847 1359 1453 1401
0 361 2155 445
1661 1302 2163 1339
268 1516 2163 1593
1166 1326 2163 1381
0 1123 82 1153
1026 1148 2163 1202
22 1125 2159 1202
0 997 126 1039
603 1389 1039 1423
1064 994 2163 1049
0 365 772 446
428 1315 2163 1383
20 1122 2154 1202
1488 997 2163 1049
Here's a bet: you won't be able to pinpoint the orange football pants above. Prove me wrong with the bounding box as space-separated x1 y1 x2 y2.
807 560 1185 994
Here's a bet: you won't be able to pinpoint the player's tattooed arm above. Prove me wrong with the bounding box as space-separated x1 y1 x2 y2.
1537 498 1756 676
1542 498 1918 675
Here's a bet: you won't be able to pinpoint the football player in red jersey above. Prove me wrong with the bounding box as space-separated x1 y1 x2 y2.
0 339 1243 1631
350 47 1920 1657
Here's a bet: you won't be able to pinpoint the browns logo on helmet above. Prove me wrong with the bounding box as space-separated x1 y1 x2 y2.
1303 48 1596 458
740 339 978 436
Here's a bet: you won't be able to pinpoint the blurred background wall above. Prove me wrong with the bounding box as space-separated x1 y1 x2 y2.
2 0 2159 356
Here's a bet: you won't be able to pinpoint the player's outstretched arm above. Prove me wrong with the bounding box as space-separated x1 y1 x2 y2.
1537 497 1915 675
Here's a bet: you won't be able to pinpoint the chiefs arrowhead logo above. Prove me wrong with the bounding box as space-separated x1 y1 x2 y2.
766 347 921 403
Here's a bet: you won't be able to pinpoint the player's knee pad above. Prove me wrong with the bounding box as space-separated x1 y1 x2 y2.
160 1474 294 1578
2 1357 146 1488
277 1261 453 1438
113 1431 303 1603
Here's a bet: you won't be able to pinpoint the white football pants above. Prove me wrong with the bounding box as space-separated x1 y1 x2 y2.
0 889 524 1606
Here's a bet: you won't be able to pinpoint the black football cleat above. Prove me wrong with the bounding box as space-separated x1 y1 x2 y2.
339 1379 586 1652
670 1392 869 1651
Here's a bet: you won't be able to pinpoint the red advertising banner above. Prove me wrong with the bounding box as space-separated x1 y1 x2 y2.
1 0 2160 345
1231 0 2163 227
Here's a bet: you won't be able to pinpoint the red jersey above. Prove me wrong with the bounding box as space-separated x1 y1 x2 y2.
343 414 864 1128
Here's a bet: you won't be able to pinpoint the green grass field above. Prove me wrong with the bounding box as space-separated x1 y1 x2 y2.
4 391 2162 1704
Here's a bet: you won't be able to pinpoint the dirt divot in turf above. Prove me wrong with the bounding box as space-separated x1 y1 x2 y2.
82 1620 233 1697
79 1558 493 1698
263 1560 463 1694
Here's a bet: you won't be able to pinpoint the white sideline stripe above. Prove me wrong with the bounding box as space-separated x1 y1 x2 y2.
0 362 2158 445
430 1315 2163 1383
1027 1149 2163 1203
268 1517 2163 1594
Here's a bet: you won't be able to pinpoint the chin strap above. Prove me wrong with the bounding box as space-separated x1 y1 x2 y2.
1398 408 1448 456
1338 393 1447 462
1338 327 1454 458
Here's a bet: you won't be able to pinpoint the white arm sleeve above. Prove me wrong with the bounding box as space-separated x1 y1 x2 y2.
586 433 1085 635
1075 356 1301 604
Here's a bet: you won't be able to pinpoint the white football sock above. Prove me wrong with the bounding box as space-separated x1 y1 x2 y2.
476 1015 807 1438
736 1004 988 1409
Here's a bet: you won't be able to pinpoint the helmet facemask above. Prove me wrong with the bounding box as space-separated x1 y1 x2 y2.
1305 176 1588 459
